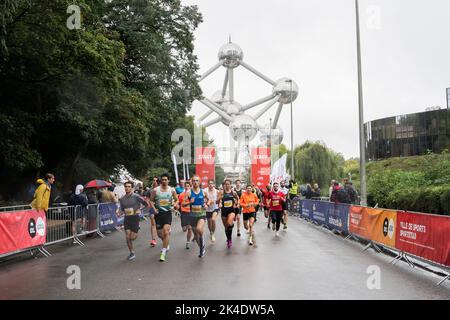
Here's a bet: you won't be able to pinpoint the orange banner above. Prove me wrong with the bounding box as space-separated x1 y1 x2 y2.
349 206 397 248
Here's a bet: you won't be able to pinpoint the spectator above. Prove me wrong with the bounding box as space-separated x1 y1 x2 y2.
303 184 312 199
288 180 299 200
69 185 88 239
329 180 336 199
151 176 159 189
30 173 55 213
344 181 358 204
311 183 321 198
85 188 99 235
330 181 341 203
100 186 118 203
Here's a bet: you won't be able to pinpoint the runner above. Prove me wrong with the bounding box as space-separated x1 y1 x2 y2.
204 179 219 243
267 182 286 237
233 179 243 237
149 173 178 262
239 185 259 245
261 184 271 229
178 181 193 249
185 175 210 258
218 179 239 249
147 176 160 247
119 181 149 260
280 180 289 230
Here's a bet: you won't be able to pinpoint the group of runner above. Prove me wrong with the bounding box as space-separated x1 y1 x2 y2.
118 174 291 262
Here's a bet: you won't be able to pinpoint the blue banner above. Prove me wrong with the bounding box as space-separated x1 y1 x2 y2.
300 199 313 219
327 203 350 233
311 201 329 224
98 203 118 232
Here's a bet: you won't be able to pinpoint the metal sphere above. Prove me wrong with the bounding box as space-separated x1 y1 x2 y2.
211 90 230 105
259 124 284 146
224 102 242 116
272 78 299 104
218 42 243 68
229 114 258 142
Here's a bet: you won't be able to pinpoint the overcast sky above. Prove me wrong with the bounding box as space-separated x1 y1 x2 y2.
182 0 450 161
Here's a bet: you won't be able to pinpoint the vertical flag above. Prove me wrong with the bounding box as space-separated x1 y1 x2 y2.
195 147 216 188
251 147 271 188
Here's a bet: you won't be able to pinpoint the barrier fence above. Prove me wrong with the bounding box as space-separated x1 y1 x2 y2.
288 198 450 286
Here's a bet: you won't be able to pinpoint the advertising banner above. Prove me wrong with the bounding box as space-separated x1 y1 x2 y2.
195 147 216 188
396 212 450 267
251 147 271 188
98 203 118 232
0 210 46 255
300 199 313 219
327 203 350 233
310 201 329 224
349 206 397 248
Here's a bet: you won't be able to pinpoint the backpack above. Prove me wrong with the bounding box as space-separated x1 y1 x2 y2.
336 187 349 203
346 186 357 203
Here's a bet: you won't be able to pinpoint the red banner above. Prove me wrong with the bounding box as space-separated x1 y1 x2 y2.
0 210 47 255
251 147 271 188
195 147 216 188
396 211 450 267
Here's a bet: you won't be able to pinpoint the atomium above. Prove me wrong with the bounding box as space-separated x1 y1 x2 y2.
196 40 298 146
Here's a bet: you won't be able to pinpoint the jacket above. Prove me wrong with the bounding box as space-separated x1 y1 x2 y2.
30 179 51 211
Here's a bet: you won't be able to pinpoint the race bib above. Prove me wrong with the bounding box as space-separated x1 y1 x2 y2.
192 205 202 213
272 200 279 207
159 199 170 207
224 200 233 208
124 208 135 216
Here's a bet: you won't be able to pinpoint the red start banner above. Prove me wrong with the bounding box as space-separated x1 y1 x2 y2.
251 147 271 188
396 211 450 267
195 147 216 188
0 209 47 255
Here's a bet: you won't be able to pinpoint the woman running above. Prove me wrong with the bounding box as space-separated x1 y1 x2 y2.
218 179 239 249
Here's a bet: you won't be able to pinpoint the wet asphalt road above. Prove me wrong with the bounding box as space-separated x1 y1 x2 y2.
0 212 449 300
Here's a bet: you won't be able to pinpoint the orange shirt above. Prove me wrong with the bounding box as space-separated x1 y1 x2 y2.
179 191 190 214
239 192 259 213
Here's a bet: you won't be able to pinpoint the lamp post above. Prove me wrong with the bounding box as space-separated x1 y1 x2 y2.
285 79 294 181
355 0 367 206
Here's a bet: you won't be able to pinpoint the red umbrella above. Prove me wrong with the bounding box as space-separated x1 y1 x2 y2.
84 179 112 189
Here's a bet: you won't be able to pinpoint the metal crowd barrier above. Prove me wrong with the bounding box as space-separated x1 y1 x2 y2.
0 204 32 212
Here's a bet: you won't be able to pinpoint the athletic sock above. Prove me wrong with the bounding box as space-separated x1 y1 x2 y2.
198 234 204 249
161 248 167 254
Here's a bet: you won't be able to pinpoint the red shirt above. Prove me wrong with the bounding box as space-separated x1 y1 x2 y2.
261 189 270 207
268 191 285 211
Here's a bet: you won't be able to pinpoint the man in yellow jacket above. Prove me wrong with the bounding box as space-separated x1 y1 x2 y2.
31 173 55 213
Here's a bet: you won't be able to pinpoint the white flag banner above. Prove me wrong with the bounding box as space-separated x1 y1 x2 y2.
270 154 288 183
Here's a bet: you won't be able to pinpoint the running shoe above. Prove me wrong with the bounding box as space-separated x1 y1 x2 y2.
199 246 206 258
150 239 157 247
249 236 253 246
186 242 190 250
226 239 232 249
272 224 276 231
267 223 270 229
237 231 241 237
127 252 136 261
211 233 216 243
159 252 166 262
283 223 287 230
275 231 279 237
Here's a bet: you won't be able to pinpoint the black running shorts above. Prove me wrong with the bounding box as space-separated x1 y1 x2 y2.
206 209 219 220
155 211 172 230
189 215 206 228
243 212 256 221
180 214 190 228
124 216 140 233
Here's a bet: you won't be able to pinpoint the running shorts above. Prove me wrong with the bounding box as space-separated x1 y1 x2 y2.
124 216 140 233
155 211 172 230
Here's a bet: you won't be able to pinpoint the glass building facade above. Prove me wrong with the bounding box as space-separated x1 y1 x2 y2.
365 109 450 160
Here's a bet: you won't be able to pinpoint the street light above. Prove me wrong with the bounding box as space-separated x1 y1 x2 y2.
285 79 294 180
355 0 367 206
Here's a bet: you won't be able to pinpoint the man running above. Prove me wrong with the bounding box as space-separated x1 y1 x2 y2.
185 175 210 258
218 179 239 249
267 182 286 237
280 180 289 230
204 179 219 243
149 173 178 262
147 176 160 247
119 181 149 260
178 181 193 249
240 185 259 245
233 179 243 237
261 184 271 229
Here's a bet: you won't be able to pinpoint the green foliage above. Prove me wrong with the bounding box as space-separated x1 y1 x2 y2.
0 0 203 202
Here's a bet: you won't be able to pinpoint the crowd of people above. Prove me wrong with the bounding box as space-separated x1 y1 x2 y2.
29 172 359 262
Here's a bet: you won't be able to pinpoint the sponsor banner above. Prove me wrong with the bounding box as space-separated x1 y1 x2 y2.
300 199 313 218
349 206 397 247
0 210 46 255
195 147 216 189
310 201 328 224
98 203 118 232
396 212 450 267
251 147 271 188
327 203 350 233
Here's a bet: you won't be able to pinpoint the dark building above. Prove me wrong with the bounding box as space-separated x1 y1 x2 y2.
365 109 450 160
